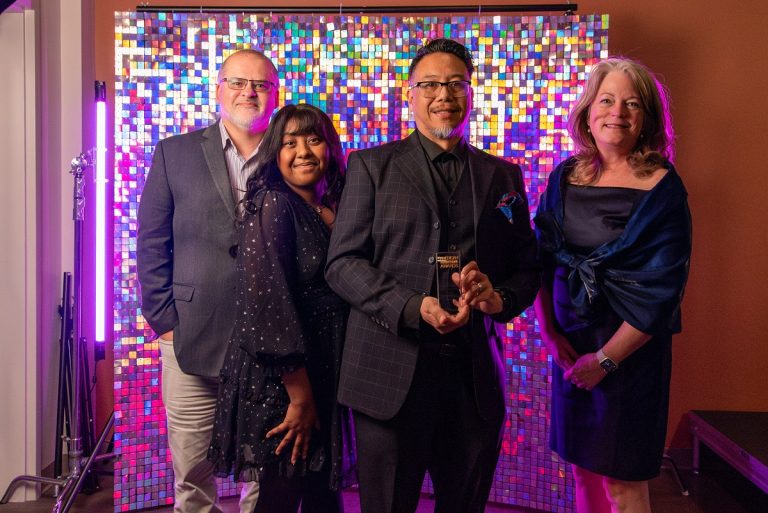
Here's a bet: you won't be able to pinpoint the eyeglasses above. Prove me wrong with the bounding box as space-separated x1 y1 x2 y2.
408 80 472 98
220 77 277 93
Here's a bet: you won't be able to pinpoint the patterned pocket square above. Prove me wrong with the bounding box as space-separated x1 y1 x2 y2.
496 191 522 224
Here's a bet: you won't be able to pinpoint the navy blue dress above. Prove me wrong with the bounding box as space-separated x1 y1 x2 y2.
208 184 354 491
535 158 692 481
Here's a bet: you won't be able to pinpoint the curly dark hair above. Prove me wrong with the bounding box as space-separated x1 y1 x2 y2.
408 38 475 77
242 104 346 217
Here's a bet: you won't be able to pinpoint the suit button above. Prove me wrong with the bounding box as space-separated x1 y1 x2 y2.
433 221 440 229
229 245 238 258
449 244 457 251
428 256 435 264
449 221 457 228
449 199 457 206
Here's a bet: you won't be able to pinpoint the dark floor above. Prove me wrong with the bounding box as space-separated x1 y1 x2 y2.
2 449 766 513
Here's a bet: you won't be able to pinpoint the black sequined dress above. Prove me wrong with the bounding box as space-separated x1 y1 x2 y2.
208 183 353 490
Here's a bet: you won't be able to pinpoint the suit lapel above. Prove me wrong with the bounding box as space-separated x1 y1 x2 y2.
393 132 439 216
201 121 236 221
467 145 495 231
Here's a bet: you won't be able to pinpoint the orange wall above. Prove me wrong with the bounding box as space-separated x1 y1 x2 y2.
93 0 768 447
583 0 768 445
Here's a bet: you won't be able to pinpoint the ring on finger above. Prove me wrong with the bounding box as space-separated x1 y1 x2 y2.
476 282 484 291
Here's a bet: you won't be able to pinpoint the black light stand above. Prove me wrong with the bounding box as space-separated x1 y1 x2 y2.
52 271 100 491
51 153 116 513
0 154 115 511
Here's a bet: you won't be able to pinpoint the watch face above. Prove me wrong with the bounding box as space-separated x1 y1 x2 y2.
600 358 618 373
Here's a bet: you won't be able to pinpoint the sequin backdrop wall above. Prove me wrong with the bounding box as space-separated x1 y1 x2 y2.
114 12 607 513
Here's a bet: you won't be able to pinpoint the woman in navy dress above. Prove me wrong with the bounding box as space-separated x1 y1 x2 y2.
534 58 692 513
208 104 353 512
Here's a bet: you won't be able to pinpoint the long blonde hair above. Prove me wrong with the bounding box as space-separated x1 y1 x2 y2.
567 57 674 184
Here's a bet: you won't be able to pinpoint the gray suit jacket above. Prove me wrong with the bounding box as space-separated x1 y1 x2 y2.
325 132 540 423
137 122 239 377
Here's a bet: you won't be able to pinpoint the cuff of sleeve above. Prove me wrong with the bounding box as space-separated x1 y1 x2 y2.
149 316 178 341
400 294 425 331
261 353 307 377
150 322 178 340
490 287 518 323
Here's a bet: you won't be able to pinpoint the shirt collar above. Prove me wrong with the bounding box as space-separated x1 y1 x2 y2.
416 130 467 162
218 119 233 150
219 120 260 160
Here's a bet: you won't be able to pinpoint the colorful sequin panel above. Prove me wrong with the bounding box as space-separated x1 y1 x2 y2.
114 12 608 512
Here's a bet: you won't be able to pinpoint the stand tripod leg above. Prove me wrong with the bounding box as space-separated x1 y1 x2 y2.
76 336 99 493
1 476 66 504
55 273 73 481
52 411 115 513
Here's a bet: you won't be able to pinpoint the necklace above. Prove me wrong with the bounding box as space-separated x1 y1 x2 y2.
308 202 335 227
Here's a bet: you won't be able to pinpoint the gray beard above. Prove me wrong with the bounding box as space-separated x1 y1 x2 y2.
229 113 261 131
223 103 265 132
429 125 462 139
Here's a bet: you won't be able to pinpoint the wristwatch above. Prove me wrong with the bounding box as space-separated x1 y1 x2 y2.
596 348 618 374
493 287 513 311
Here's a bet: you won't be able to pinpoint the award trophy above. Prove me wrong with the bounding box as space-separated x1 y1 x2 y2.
435 252 461 313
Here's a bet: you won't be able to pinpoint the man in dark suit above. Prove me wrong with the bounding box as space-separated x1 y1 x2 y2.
137 49 278 513
325 39 540 512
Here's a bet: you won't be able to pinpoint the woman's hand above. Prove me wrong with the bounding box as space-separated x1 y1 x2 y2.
541 331 579 370
266 398 319 464
563 353 605 391
533 287 578 370
266 367 319 464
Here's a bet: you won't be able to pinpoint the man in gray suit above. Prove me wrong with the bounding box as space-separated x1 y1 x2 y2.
325 39 540 512
137 49 278 513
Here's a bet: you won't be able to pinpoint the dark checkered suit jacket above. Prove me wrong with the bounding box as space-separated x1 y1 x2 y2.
325 131 539 422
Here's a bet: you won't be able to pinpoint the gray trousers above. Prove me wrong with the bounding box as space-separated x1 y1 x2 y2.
160 339 260 513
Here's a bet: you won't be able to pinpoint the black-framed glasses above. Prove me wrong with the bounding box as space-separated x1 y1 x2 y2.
220 77 277 92
409 80 471 98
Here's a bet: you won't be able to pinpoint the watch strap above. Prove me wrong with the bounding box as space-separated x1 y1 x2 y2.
493 287 512 310
596 348 618 373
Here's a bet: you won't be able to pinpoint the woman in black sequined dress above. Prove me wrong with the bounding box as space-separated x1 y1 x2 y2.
208 104 353 512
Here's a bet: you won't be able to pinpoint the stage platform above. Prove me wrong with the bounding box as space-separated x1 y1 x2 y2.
689 410 768 494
